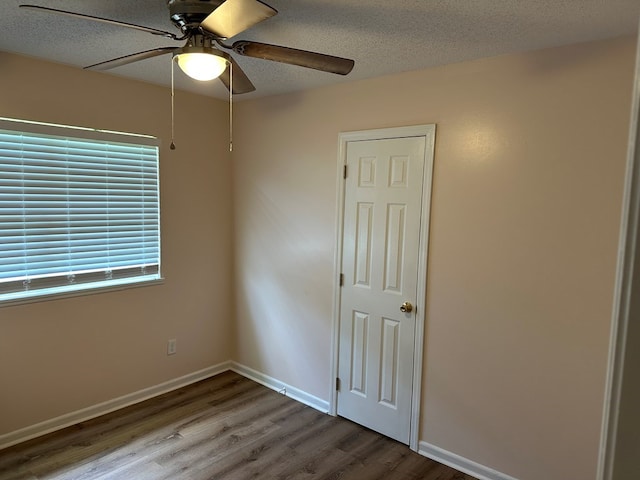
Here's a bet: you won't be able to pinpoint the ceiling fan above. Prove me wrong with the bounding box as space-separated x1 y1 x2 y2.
19 0 356 94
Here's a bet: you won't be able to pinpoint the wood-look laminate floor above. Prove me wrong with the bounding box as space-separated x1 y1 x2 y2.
0 371 477 480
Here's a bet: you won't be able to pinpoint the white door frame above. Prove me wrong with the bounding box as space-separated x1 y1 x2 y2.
329 124 436 451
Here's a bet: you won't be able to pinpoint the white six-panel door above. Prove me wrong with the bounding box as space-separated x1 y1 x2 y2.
337 134 428 444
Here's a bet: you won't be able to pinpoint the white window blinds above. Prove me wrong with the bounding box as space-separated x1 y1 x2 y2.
0 118 160 302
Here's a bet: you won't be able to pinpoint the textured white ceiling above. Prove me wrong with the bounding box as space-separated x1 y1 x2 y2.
1 0 638 100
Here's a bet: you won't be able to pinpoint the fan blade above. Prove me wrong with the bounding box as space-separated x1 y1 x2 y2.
219 57 256 94
201 0 277 39
19 4 179 39
85 47 177 71
232 41 354 75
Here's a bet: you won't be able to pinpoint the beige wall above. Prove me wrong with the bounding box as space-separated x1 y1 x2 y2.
0 53 235 434
232 36 636 480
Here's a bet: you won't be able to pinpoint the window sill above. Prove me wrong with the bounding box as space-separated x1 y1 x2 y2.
0 277 165 309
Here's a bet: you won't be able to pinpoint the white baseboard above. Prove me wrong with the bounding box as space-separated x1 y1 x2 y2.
0 361 232 450
419 441 520 480
230 362 330 414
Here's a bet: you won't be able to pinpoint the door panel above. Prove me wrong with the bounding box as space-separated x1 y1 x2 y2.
355 203 373 286
337 136 426 444
350 310 368 395
384 203 406 292
380 317 400 407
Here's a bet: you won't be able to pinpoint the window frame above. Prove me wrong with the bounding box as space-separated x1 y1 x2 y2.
0 117 162 307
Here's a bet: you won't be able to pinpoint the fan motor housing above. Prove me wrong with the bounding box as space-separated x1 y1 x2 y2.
167 0 224 31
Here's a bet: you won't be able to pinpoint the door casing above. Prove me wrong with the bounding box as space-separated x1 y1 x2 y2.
329 124 436 451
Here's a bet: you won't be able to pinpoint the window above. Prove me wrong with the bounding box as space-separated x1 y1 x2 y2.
0 118 161 304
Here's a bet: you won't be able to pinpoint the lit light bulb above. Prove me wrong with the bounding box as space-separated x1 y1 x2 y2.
176 52 228 81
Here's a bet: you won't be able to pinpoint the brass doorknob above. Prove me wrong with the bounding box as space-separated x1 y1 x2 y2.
400 302 413 313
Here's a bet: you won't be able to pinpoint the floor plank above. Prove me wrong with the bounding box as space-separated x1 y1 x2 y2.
0 371 477 480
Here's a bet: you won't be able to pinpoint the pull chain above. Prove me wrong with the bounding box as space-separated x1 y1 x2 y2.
170 57 233 152
229 60 233 152
170 57 176 150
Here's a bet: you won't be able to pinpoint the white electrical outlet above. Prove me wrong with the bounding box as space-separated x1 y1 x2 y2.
167 339 177 355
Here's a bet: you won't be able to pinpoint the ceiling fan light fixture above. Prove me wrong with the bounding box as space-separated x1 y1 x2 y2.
174 47 229 81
